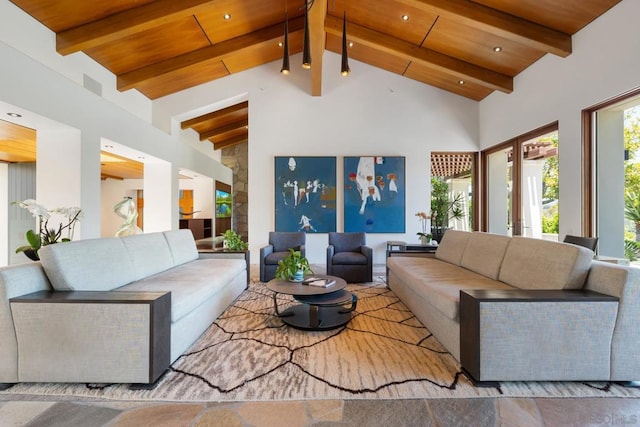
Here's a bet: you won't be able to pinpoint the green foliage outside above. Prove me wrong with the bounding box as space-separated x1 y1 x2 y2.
623 107 640 260
542 204 559 234
540 134 559 234
430 177 464 232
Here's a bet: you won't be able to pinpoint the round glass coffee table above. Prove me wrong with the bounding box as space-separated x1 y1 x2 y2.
266 274 357 330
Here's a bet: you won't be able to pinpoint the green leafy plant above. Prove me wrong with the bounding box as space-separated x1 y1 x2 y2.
275 248 313 280
221 229 248 251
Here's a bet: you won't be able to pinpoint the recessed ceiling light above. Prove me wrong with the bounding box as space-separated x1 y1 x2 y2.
223 13 231 20
458 80 465 85
348 42 354 48
278 41 283 47
493 46 503 52
7 112 22 117
401 15 409 21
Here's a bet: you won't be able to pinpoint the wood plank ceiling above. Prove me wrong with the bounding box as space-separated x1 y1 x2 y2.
5 0 622 154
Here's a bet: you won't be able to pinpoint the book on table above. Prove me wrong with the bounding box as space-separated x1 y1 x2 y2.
302 277 336 288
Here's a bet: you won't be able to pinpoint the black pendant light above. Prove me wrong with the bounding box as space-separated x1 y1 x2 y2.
280 13 290 75
302 0 311 69
341 10 350 76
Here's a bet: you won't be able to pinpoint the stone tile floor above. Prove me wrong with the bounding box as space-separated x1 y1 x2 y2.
1 397 640 426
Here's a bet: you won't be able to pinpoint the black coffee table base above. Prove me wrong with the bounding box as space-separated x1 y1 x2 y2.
274 291 357 331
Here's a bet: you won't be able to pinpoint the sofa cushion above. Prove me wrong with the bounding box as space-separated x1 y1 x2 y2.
435 230 471 266
39 238 136 291
122 233 174 281
460 232 511 280
499 236 594 290
163 230 198 266
121 258 246 322
332 252 367 265
270 232 305 253
387 256 513 321
264 251 290 265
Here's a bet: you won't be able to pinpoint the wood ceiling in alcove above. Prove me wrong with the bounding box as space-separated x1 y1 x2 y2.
181 101 248 151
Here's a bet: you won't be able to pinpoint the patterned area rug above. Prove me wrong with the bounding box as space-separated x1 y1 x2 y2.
3 279 640 402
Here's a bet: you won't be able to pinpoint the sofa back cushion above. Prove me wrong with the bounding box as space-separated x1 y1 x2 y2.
499 236 594 290
435 230 471 266
39 238 136 291
329 232 366 253
122 232 174 281
269 232 306 253
163 230 198 266
460 232 511 280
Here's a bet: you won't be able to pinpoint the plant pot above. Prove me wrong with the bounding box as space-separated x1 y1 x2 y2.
420 235 428 245
23 248 40 261
291 270 304 282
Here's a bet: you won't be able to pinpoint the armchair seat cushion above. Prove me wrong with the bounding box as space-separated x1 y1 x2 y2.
264 251 291 265
332 252 367 265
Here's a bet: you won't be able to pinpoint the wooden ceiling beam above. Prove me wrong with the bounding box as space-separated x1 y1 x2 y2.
56 0 215 55
212 134 248 150
117 17 305 92
309 0 327 96
325 15 512 93
398 0 572 57
198 118 248 141
180 102 248 129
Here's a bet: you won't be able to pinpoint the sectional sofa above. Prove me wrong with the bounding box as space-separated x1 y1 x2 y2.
0 229 247 388
386 230 640 385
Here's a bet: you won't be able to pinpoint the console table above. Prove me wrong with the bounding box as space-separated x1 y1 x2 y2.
386 240 438 258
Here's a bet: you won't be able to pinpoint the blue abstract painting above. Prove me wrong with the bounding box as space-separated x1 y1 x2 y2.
343 156 405 233
275 156 336 232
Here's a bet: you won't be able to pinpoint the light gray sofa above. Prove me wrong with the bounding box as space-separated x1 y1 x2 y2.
387 230 640 385
0 229 246 388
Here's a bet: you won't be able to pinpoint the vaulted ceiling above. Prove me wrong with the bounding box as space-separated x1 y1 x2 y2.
2 0 622 166
11 0 620 101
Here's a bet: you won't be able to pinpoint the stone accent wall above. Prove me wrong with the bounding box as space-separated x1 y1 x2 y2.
221 142 248 242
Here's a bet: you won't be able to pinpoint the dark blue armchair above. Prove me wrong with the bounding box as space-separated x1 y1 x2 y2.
326 232 373 283
260 232 306 282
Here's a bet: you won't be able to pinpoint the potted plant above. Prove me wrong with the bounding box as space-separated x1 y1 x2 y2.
430 177 464 242
12 199 82 261
415 211 433 245
275 248 313 281
221 229 248 251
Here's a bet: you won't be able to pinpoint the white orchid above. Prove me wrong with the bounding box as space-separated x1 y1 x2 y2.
12 200 82 260
16 199 50 220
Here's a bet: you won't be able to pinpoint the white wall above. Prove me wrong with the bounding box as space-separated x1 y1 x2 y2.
155 52 479 264
0 38 232 240
479 0 640 238
0 163 7 266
